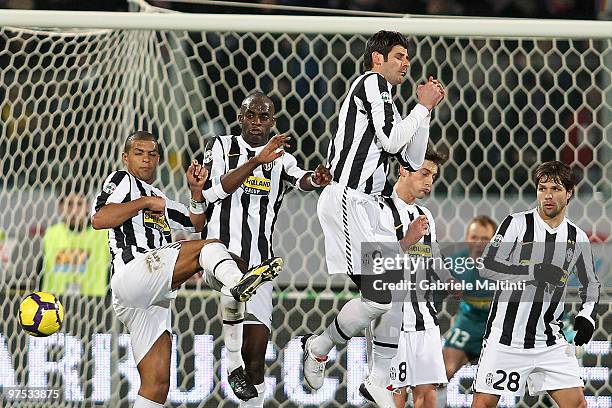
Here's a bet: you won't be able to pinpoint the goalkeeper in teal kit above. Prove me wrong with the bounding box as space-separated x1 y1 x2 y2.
437 216 497 406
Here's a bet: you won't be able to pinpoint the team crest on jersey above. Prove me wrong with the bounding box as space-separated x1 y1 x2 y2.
242 176 271 195
103 182 117 194
485 372 494 387
380 91 391 103
203 149 213 164
566 247 574 263
263 161 274 171
491 234 503 247
143 210 171 233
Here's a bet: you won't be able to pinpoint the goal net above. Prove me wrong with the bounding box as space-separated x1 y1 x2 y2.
0 1 610 407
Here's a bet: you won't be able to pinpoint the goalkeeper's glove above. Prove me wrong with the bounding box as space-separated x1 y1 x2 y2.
573 316 595 346
533 263 565 286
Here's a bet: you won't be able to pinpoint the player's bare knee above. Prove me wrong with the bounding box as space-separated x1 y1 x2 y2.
445 363 459 381
576 399 587 408
471 395 497 408
564 396 587 408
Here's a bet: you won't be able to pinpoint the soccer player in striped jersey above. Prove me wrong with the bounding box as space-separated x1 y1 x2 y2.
377 149 457 408
201 92 331 407
471 161 600 408
92 131 282 408
300 30 445 406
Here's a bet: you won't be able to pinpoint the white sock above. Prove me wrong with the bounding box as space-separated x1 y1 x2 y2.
221 293 245 373
199 242 243 289
365 326 373 372
310 298 389 357
133 395 164 408
239 382 266 407
436 386 447 408
369 300 402 387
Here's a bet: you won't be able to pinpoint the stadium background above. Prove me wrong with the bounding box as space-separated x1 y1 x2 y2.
0 0 610 407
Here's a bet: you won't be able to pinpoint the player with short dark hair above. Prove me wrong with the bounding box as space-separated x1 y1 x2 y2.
299 29 446 407
378 149 457 408
471 160 599 408
92 131 281 408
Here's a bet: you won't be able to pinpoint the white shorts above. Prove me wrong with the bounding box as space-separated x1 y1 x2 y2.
473 340 584 397
390 326 448 388
245 281 273 331
111 243 181 365
317 183 400 276
201 264 273 331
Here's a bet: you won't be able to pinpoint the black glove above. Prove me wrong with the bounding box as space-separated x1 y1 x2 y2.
573 316 595 346
533 263 565 285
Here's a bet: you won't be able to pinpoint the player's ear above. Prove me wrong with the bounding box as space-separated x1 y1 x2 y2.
372 51 383 66
566 189 573 202
121 151 128 165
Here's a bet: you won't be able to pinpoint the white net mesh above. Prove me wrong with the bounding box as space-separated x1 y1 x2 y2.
0 2 610 407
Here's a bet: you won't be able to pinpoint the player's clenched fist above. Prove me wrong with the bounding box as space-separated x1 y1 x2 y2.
310 164 332 188
400 214 429 250
417 77 445 111
254 133 291 165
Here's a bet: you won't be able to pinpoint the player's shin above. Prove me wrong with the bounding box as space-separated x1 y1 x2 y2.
369 300 402 387
221 293 246 372
199 242 243 291
311 298 390 357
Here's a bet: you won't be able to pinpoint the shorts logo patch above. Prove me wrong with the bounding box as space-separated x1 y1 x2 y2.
242 176 271 195
389 366 397 381
143 210 171 233
381 91 391 103
263 161 274 171
485 372 494 387
566 247 573 263
103 182 117 194
491 234 503 248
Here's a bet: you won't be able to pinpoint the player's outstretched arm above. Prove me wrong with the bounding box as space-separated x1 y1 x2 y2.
92 196 164 230
219 134 290 195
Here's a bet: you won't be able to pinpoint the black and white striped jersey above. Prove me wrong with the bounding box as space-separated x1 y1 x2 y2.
327 71 431 195
481 208 599 349
201 135 309 267
91 170 195 273
381 192 454 331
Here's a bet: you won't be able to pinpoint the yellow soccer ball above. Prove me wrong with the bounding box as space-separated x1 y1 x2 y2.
18 292 64 337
